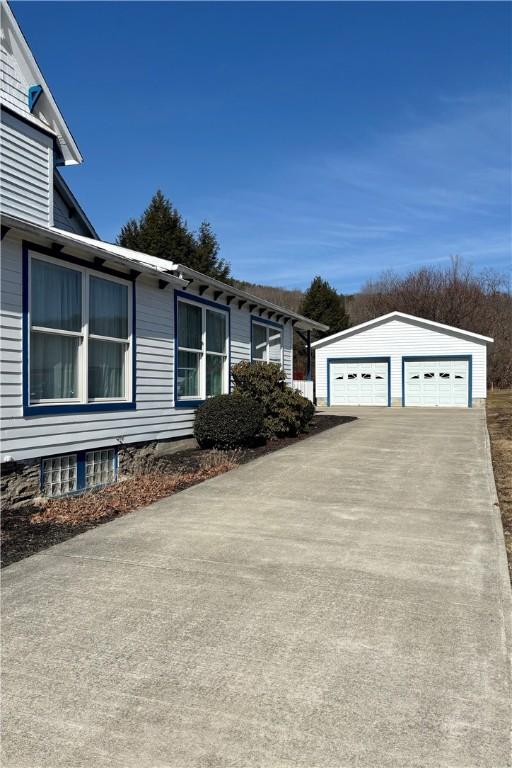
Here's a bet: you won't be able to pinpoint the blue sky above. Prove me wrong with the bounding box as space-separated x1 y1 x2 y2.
14 1 511 293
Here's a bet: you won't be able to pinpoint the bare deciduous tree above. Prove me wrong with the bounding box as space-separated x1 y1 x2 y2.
350 258 512 388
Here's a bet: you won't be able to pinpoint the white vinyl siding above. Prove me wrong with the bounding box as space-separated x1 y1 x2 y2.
0 111 52 226
0 43 30 116
315 318 487 404
0 236 295 460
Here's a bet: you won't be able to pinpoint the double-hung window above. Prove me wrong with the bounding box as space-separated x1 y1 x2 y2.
29 254 132 406
177 298 228 401
251 320 283 364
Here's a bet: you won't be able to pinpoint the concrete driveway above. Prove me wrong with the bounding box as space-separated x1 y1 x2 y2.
2 408 511 768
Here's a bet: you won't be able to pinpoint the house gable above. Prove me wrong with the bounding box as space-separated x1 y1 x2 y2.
0 1 82 166
311 311 493 349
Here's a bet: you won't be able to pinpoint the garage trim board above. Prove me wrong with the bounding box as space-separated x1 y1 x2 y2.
402 355 472 408
327 357 391 407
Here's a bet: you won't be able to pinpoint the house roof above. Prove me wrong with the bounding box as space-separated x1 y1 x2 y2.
1 214 328 331
1 214 187 287
174 264 329 332
311 311 494 348
1 2 82 165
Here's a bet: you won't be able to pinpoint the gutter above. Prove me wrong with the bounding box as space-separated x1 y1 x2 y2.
1 214 188 288
176 264 329 332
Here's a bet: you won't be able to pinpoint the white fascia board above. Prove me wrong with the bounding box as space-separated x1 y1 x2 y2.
2 2 82 165
311 310 493 348
1 214 187 287
175 264 329 332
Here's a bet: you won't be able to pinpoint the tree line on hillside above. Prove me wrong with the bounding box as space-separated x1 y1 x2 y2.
117 192 511 387
350 259 512 389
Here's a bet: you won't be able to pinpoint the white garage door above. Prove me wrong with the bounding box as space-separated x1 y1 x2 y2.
329 360 389 406
404 359 469 407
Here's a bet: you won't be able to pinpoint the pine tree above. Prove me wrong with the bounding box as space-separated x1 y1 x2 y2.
300 276 349 340
195 221 230 281
117 190 231 280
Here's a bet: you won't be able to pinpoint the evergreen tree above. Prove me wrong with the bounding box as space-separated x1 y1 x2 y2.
299 276 349 340
117 190 230 280
195 221 230 281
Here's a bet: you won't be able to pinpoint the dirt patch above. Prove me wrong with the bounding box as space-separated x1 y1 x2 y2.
487 389 512 577
1 414 353 569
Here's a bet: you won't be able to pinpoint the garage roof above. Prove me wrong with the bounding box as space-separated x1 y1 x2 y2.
311 311 494 348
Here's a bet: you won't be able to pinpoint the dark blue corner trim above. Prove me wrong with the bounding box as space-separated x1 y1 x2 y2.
326 357 391 407
28 85 43 112
401 355 472 407
22 241 137 416
174 290 231 405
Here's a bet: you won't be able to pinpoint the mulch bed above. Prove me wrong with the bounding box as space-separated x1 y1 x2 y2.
486 390 512 578
1 414 353 569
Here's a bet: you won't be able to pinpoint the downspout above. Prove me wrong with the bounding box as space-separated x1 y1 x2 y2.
306 330 312 381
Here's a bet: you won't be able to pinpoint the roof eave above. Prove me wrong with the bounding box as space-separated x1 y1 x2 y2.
1 214 187 288
311 310 493 348
175 264 328 332
3 2 83 166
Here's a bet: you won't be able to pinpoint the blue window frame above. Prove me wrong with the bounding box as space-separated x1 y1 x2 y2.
174 290 231 409
22 241 136 415
250 315 284 365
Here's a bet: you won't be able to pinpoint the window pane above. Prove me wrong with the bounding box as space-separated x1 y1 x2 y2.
88 340 126 398
252 323 267 360
206 354 224 396
206 310 226 353
31 259 81 332
178 350 200 397
89 277 128 339
178 302 202 350
30 332 79 400
268 329 282 363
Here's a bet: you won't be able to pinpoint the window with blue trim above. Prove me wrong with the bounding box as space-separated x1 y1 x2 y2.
176 297 228 401
29 253 133 406
251 320 283 364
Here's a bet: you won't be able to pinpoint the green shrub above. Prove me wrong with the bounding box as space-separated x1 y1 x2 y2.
232 361 315 438
194 394 264 449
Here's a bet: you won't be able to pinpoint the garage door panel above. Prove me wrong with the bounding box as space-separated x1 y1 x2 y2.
330 360 388 406
404 359 469 407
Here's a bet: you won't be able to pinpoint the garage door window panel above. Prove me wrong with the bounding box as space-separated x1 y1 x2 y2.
329 359 389 407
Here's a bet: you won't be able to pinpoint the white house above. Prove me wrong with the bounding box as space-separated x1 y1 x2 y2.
0 2 326 501
313 312 493 408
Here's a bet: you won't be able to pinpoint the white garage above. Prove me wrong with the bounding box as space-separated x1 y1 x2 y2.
313 312 493 408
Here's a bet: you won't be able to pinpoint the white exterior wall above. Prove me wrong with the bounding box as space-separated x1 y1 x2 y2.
315 318 488 403
0 234 294 461
0 110 53 226
0 40 30 116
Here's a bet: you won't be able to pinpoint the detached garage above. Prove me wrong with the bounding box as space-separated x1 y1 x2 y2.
313 312 493 408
